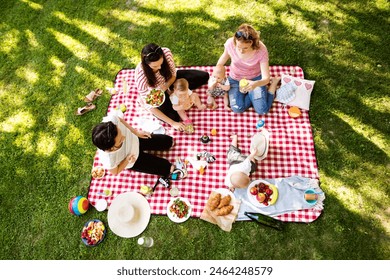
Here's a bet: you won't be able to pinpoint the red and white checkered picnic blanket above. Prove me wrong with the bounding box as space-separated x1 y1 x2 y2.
88 66 322 223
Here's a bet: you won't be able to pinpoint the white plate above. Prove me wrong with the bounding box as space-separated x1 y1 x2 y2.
166 197 192 223
247 179 277 208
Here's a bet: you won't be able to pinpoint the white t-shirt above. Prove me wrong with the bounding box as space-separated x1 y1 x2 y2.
98 115 140 170
224 158 252 188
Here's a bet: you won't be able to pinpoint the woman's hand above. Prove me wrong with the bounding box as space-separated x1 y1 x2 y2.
242 80 256 92
136 130 152 139
171 121 186 132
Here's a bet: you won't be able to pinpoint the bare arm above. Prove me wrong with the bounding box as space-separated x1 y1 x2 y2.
216 49 230 66
108 154 136 175
248 148 258 162
149 107 186 131
245 62 270 91
119 118 151 139
162 74 176 91
219 83 230 91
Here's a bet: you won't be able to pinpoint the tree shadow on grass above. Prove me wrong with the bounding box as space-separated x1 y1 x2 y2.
0 0 389 260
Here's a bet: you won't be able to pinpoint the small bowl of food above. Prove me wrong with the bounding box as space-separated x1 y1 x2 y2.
91 166 105 179
304 189 318 206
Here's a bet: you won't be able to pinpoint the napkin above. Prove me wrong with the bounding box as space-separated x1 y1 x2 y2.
200 191 241 232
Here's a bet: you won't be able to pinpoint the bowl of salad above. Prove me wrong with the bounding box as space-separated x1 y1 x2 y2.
145 89 165 107
166 197 192 223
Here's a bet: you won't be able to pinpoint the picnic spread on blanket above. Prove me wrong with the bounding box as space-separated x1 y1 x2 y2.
87 65 324 234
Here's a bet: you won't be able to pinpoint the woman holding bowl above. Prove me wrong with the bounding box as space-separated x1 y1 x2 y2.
135 43 209 131
217 23 278 114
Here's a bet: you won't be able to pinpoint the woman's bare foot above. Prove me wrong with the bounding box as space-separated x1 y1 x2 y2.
269 76 281 94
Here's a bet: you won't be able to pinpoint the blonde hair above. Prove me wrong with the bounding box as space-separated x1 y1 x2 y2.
173 78 189 91
233 23 261 50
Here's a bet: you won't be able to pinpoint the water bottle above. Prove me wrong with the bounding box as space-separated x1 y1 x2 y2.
256 119 265 130
137 236 154 248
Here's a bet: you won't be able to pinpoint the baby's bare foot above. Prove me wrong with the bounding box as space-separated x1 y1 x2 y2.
198 104 207 110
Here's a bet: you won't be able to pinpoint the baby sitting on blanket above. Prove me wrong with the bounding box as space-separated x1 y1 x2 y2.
169 78 206 133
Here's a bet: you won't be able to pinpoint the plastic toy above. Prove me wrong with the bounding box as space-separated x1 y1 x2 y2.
69 196 89 216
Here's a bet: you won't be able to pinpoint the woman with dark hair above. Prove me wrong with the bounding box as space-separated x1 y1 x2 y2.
135 43 209 132
217 23 277 115
92 115 174 176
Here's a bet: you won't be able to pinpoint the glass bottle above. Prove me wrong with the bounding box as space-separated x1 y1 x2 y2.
206 95 214 109
244 212 284 231
137 236 154 248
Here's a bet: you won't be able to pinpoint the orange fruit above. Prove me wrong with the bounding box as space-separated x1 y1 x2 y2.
288 106 301 118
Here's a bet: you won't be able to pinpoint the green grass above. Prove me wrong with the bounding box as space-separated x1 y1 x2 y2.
0 0 389 260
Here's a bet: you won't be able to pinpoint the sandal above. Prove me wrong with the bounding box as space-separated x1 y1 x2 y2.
75 103 96 115
84 88 103 102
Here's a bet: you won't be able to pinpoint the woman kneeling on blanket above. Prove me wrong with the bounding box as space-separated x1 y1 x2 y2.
217 23 279 114
92 115 174 176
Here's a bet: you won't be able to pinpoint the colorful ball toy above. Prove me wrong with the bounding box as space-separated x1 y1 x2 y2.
69 196 89 216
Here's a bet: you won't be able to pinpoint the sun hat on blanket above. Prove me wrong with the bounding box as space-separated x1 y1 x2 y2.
250 129 270 161
108 192 151 238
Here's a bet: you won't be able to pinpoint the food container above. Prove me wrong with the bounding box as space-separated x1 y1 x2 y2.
95 199 108 212
200 135 211 144
304 189 318 206
91 166 105 179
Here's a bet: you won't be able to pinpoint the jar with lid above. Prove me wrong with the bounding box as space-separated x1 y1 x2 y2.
137 236 154 248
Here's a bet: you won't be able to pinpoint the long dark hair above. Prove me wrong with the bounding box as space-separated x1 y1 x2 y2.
141 43 172 87
92 121 117 151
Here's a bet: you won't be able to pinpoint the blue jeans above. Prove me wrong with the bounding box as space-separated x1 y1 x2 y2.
228 75 274 114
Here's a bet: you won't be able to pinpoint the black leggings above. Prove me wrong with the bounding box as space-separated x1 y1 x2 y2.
160 69 209 122
130 134 173 176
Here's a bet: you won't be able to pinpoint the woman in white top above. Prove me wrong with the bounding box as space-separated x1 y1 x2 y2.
92 115 174 176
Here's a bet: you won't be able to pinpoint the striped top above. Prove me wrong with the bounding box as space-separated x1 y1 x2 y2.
135 47 177 110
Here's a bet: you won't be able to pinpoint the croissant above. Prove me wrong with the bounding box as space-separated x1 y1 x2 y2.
216 205 234 216
207 192 221 210
217 195 231 209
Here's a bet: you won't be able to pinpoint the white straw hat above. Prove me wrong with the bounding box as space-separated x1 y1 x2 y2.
107 192 151 238
250 129 270 161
